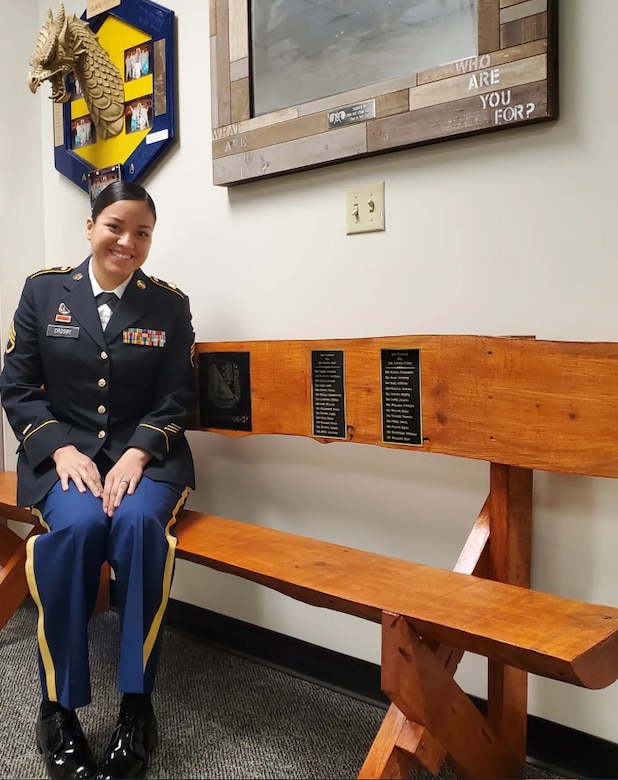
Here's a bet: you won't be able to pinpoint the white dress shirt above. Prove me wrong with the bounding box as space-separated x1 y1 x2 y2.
89 260 132 331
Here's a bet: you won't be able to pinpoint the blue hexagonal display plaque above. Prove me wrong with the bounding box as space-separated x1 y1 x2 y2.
53 0 176 195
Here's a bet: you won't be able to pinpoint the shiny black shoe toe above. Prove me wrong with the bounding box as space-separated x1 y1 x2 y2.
36 704 97 779
96 711 158 780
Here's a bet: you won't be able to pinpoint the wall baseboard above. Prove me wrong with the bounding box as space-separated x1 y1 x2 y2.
161 597 616 779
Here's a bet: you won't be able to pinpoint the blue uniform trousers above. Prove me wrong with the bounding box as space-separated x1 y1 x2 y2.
26 476 189 710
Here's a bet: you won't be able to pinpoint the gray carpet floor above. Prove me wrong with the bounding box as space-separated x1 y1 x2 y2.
0 599 560 779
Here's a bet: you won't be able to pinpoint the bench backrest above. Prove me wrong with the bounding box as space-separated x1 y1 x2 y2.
194 335 618 478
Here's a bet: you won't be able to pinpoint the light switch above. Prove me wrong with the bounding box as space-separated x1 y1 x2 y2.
346 181 385 234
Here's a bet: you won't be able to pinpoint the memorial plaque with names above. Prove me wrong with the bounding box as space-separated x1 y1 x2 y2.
198 351 252 431
381 349 422 446
311 350 346 440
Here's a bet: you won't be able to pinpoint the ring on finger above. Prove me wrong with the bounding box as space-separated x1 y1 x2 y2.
119 479 129 486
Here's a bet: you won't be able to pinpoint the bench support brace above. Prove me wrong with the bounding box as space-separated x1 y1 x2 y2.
377 612 521 778
358 468 532 778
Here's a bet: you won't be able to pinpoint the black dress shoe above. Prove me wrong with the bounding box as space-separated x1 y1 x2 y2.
96 711 158 779
36 703 97 779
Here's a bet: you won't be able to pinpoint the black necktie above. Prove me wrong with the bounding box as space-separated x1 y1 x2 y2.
96 291 119 311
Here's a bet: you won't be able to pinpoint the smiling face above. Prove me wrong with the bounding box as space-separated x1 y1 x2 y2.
86 198 155 290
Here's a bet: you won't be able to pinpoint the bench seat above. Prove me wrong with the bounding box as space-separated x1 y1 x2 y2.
174 509 618 690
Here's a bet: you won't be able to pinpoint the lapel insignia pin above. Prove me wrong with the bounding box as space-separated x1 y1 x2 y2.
73 273 83 280
137 280 146 289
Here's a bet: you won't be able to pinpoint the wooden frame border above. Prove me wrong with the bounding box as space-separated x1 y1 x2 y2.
210 0 558 186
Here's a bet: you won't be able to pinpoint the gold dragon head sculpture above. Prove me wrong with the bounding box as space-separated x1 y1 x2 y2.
29 2 125 139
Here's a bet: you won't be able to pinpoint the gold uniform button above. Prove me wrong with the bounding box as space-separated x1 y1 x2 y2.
98 430 105 439
100 351 108 360
98 378 107 388
98 405 106 414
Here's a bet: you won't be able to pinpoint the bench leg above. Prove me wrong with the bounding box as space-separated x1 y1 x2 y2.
359 495 528 779
358 704 444 779
380 612 522 779
488 465 533 761
95 563 111 613
0 524 38 632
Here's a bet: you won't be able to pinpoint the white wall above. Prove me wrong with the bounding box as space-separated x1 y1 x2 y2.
2 0 618 743
0 3 47 469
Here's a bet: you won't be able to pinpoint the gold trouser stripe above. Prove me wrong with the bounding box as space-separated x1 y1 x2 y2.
143 486 190 670
26 509 57 702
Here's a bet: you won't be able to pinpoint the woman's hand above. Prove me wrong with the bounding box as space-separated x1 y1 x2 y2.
102 447 152 516
52 445 104 497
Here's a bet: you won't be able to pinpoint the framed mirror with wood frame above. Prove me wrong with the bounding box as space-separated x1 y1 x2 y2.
210 0 558 186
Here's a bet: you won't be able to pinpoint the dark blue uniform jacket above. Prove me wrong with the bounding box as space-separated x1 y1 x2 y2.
0 259 196 507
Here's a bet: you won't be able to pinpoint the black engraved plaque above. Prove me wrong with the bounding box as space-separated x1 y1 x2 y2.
311 350 346 439
199 351 252 431
381 349 422 446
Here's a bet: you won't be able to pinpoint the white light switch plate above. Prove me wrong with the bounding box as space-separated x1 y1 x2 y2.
346 181 385 234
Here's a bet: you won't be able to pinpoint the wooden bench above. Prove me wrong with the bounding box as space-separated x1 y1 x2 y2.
3 334 618 778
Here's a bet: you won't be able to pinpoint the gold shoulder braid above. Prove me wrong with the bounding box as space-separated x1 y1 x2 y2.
5 320 16 354
29 266 73 279
148 276 185 299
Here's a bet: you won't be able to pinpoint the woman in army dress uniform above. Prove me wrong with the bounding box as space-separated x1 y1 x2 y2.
0 181 196 779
